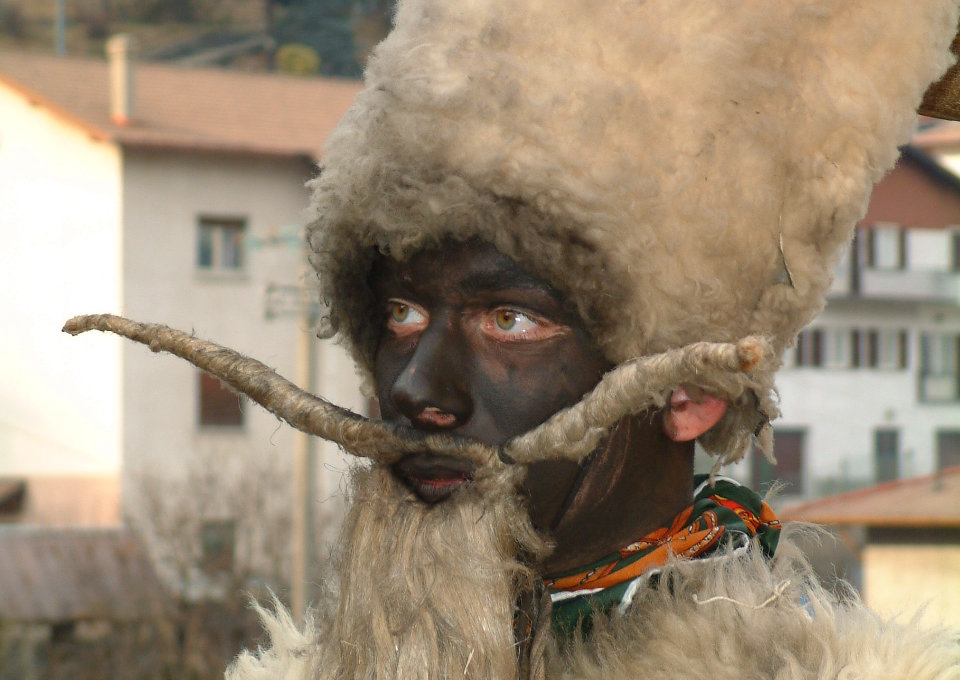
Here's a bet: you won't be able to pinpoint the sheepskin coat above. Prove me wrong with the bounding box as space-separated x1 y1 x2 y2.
236 2 960 675
227 529 960 680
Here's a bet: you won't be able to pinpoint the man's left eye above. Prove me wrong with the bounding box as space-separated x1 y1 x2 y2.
385 299 428 336
493 309 538 333
483 307 568 343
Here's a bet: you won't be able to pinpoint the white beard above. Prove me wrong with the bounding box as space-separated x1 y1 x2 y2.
310 464 550 680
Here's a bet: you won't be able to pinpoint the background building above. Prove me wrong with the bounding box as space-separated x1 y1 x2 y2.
0 526 169 680
3 30 959 666
783 465 960 629
0 44 364 576
0 476 119 526
716 143 960 505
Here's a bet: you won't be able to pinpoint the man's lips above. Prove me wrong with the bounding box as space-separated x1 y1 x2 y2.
392 453 475 503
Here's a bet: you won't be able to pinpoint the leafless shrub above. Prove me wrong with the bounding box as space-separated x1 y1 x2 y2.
120 446 336 680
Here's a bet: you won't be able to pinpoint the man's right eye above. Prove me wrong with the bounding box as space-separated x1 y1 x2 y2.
386 299 428 335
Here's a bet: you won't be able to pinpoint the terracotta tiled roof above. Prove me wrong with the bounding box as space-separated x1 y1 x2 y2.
781 466 960 527
860 146 960 228
0 50 361 157
0 526 168 623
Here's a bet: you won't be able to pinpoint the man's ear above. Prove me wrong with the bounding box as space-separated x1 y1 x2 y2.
662 386 728 442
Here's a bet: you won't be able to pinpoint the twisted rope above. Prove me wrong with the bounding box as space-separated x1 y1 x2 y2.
63 314 775 469
63 314 499 468
503 337 774 465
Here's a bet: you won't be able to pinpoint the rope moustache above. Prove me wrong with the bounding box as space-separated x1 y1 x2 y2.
63 313 776 472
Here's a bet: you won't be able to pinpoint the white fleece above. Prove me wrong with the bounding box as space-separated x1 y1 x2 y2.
228 529 960 680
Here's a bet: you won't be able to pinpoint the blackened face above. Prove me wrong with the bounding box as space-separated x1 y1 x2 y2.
371 239 611 526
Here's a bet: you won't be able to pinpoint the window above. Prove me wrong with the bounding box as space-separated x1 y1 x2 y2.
919 333 960 402
937 430 960 471
863 224 905 270
197 216 246 271
798 327 910 371
794 328 866 369
952 229 960 273
794 329 823 367
200 519 236 573
830 242 856 295
51 622 76 643
874 428 899 483
752 429 804 495
823 328 852 369
198 372 244 427
862 329 908 370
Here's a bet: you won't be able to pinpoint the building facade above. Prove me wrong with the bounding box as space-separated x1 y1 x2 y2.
720 146 960 503
0 48 365 578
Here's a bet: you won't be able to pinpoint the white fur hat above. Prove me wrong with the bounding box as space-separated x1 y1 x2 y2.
306 0 959 460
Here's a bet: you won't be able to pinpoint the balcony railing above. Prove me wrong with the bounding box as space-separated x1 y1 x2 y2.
855 268 960 302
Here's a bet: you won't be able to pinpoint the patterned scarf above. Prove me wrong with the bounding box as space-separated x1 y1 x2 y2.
545 475 781 637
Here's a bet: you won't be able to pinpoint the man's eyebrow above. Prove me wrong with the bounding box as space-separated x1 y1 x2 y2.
459 266 560 298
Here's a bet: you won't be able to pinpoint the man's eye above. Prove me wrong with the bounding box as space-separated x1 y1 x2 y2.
494 309 536 333
484 307 567 343
386 300 427 333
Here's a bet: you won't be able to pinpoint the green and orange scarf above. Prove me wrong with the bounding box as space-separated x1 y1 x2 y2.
545 475 781 637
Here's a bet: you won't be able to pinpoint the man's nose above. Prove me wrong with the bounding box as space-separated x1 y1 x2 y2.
389 319 472 429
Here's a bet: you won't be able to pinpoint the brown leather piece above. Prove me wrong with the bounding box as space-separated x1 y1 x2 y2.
920 25 960 120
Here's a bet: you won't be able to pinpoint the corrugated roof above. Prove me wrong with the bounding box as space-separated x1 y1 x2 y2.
781 465 960 527
0 50 361 157
0 527 168 623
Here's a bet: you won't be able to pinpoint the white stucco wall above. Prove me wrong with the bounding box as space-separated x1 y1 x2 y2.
119 149 364 518
0 84 123 476
863 544 960 629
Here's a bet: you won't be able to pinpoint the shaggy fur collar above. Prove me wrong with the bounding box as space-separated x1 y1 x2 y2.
554 530 960 679
227 528 960 680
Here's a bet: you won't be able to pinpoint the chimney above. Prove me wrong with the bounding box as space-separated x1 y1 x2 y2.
106 34 137 126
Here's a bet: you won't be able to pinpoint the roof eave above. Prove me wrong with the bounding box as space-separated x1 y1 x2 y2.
0 72 113 143
117 138 318 163
1 75 322 161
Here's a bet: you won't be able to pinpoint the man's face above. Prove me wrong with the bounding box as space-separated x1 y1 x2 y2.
371 239 611 526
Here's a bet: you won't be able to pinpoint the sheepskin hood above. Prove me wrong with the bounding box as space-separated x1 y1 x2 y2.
306 0 959 460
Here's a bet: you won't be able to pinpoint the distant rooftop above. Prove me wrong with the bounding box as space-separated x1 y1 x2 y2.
913 118 960 152
0 475 120 527
0 526 168 623
0 49 361 158
860 145 960 228
782 465 960 528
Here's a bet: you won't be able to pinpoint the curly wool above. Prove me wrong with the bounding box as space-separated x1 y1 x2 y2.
228 524 960 680
555 525 960 680
306 0 958 461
